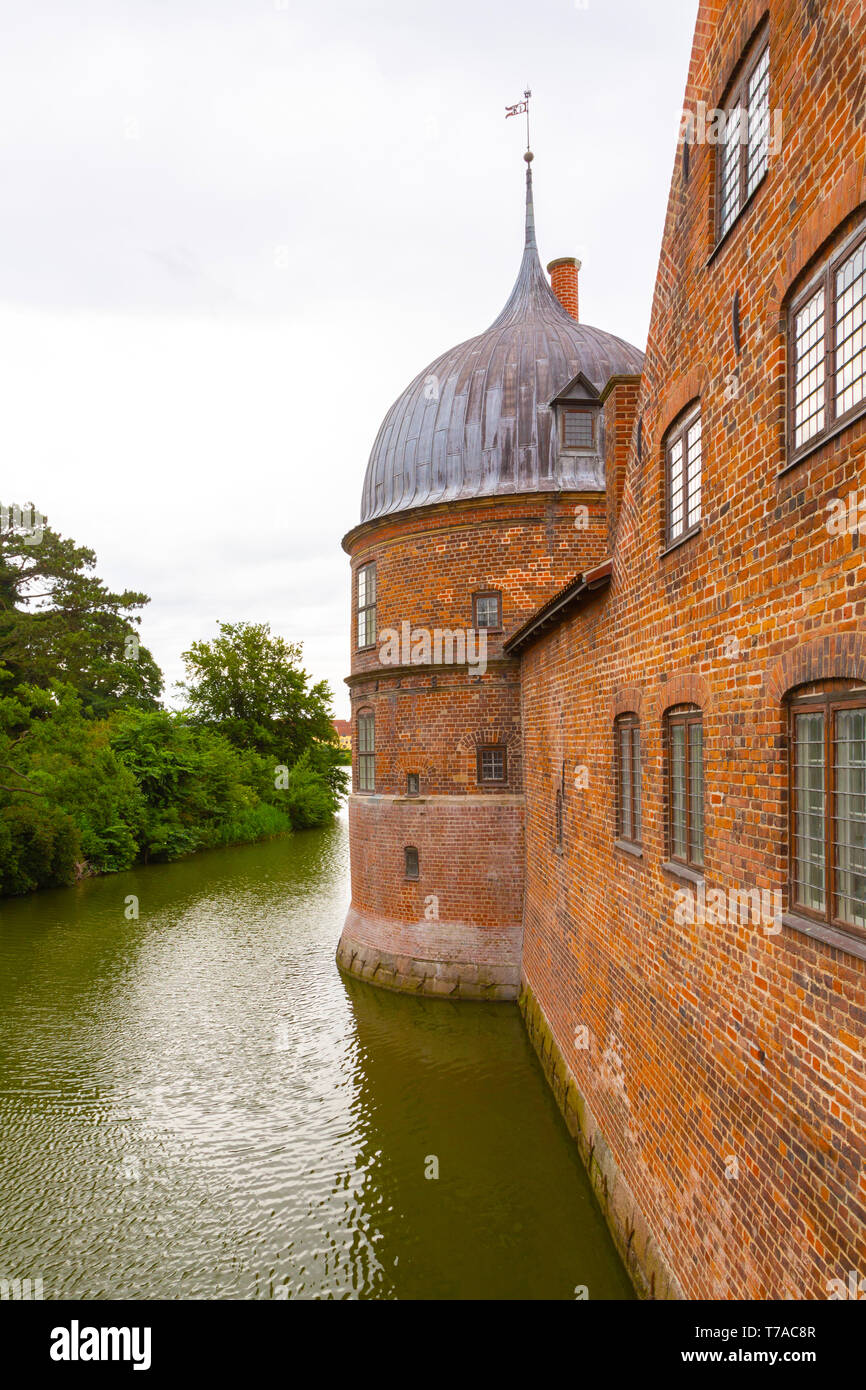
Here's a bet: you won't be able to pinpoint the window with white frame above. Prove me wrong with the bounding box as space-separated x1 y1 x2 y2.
789 220 866 460
717 29 770 242
665 405 702 546
356 562 376 650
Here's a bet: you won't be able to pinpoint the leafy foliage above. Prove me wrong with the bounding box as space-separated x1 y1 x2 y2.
178 621 337 761
108 707 293 862
0 521 345 897
0 685 343 895
282 749 341 829
0 802 80 895
0 516 162 713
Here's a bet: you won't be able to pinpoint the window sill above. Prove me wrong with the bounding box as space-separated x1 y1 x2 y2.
781 912 866 964
662 859 704 887
615 839 644 860
780 406 866 477
659 525 702 559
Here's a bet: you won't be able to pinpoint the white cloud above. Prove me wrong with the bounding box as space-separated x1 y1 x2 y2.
0 0 699 717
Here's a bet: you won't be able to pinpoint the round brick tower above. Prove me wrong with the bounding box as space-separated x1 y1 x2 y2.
337 153 644 1000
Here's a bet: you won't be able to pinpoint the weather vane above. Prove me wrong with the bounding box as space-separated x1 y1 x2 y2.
505 88 532 151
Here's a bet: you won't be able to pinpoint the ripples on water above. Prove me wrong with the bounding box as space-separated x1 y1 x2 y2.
0 815 633 1300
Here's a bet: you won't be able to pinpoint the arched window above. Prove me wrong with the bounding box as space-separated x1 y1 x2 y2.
789 681 866 939
615 714 642 847
356 710 375 792
666 705 703 869
404 846 419 880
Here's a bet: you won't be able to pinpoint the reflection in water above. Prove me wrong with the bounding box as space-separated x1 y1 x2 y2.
0 816 633 1300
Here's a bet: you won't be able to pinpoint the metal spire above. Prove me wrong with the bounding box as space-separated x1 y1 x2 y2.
524 149 536 251
505 89 536 250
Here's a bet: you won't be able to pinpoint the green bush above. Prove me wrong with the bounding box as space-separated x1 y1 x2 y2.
0 802 80 895
204 802 294 847
0 514 348 896
282 749 338 829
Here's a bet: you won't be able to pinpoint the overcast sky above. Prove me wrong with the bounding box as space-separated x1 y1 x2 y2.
0 0 698 718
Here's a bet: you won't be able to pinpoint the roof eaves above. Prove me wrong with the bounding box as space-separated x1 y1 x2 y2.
503 558 612 657
548 370 602 407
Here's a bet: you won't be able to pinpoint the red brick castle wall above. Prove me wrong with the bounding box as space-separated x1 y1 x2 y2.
517 0 866 1298
338 491 608 1000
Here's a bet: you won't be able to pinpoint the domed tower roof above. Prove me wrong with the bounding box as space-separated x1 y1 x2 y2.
359 155 644 524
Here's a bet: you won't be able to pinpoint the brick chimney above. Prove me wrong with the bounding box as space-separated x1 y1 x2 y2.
547 257 581 321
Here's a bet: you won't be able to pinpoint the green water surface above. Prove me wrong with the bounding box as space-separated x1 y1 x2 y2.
0 814 633 1300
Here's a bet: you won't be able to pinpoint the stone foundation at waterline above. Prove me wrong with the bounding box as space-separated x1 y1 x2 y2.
337 905 521 1000
520 983 683 1301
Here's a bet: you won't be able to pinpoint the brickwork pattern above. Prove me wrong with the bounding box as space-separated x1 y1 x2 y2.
518 0 866 1299
345 493 609 683
345 793 525 929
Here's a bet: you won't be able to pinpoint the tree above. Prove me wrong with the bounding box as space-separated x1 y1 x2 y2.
305 739 349 805
178 620 337 762
108 707 294 861
0 682 144 892
0 514 162 713
0 530 347 893
282 749 341 828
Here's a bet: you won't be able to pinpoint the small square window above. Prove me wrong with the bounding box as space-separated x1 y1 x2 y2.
406 773 420 796
473 591 502 630
477 745 507 784
563 410 595 450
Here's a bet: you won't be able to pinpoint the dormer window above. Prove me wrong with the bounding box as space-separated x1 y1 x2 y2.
549 371 602 462
562 409 595 451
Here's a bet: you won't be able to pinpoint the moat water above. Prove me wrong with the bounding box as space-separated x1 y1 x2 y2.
0 812 633 1300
